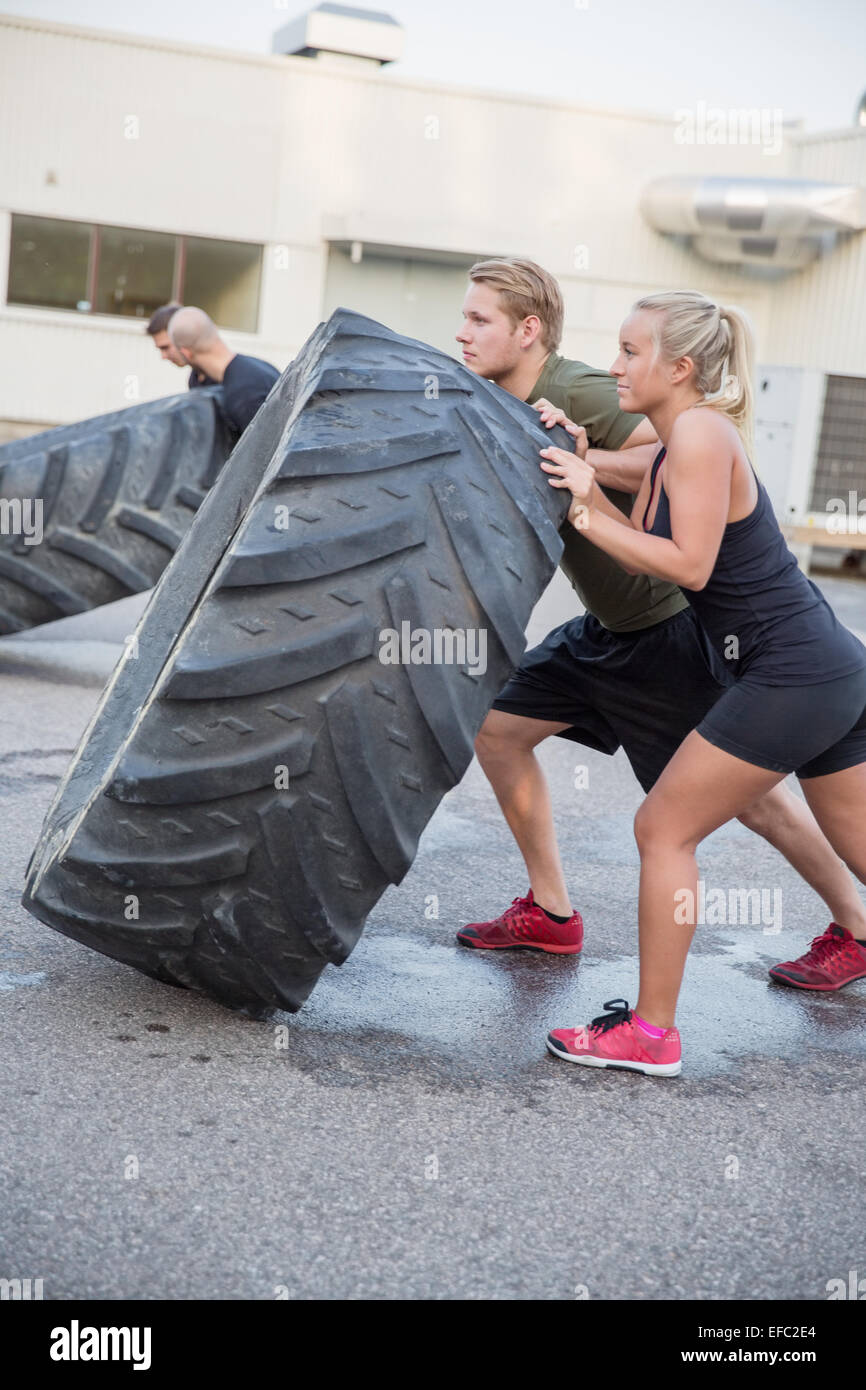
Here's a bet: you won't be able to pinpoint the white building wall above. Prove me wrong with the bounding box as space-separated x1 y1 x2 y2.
763 130 866 372
0 13 864 432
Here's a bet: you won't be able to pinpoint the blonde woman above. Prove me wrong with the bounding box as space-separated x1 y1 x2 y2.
538 291 866 1076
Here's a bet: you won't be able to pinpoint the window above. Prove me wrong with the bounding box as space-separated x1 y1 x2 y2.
7 215 91 312
183 237 262 335
95 225 176 319
7 214 263 331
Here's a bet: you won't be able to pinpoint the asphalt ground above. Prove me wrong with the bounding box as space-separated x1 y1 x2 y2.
1 571 865 1301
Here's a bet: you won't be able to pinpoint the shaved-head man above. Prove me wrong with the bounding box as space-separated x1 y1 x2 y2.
169 307 280 435
146 302 217 390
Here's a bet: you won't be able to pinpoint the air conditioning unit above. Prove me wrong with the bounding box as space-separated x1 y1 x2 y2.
272 3 404 66
755 365 866 568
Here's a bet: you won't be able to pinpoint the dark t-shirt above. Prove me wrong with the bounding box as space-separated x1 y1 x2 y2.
188 368 219 391
221 354 281 433
528 352 688 633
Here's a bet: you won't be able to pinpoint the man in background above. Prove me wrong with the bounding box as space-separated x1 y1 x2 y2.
169 307 280 434
146 303 217 390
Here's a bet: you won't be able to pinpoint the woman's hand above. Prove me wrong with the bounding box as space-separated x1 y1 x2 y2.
539 438 595 530
540 437 593 491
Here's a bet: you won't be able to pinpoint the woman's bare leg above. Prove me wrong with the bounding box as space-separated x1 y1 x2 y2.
633 731 785 1027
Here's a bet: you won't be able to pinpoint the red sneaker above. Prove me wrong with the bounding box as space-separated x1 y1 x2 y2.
456 890 583 954
769 924 866 991
547 999 682 1076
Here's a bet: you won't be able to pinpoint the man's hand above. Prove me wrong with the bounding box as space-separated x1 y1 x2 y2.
534 397 573 429
533 398 586 446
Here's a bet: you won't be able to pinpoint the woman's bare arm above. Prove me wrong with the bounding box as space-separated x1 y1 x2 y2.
534 399 657 493
540 410 735 589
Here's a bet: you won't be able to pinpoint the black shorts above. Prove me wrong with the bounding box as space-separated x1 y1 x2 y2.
697 666 866 778
491 608 731 792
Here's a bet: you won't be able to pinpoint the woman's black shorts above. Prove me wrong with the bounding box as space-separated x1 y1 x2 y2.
696 665 866 778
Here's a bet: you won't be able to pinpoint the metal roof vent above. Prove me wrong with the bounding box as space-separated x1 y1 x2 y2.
272 4 404 66
641 175 866 272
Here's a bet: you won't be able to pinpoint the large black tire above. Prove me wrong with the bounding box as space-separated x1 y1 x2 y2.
0 388 236 634
22 310 571 1015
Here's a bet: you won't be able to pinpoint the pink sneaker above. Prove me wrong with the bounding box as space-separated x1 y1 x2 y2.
547 999 682 1076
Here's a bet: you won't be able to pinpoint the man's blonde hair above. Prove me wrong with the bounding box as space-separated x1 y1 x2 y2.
468 257 564 352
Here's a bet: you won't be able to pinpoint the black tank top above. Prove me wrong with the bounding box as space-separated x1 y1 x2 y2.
643 446 866 685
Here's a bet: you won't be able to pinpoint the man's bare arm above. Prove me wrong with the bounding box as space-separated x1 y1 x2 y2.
587 440 656 491
533 400 657 493
586 420 659 492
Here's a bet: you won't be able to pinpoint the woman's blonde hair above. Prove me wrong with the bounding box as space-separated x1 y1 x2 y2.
632 290 755 448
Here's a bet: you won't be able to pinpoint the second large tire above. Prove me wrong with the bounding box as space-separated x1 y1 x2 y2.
0 387 236 634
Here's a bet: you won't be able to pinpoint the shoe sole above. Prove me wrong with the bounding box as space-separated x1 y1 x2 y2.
545 1036 681 1076
768 967 866 991
456 935 582 955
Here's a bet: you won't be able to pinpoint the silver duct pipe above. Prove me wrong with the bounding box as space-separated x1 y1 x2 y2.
641 176 866 271
692 234 829 271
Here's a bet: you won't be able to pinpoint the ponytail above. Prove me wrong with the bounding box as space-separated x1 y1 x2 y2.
633 291 755 450
713 305 754 452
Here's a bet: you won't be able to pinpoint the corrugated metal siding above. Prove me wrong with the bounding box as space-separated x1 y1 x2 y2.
763 131 866 372
0 15 863 426
0 311 292 425
0 23 284 241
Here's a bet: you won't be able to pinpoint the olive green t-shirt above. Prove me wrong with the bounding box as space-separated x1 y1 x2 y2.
528 352 688 632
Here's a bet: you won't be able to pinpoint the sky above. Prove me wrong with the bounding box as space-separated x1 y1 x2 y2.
3 0 865 133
